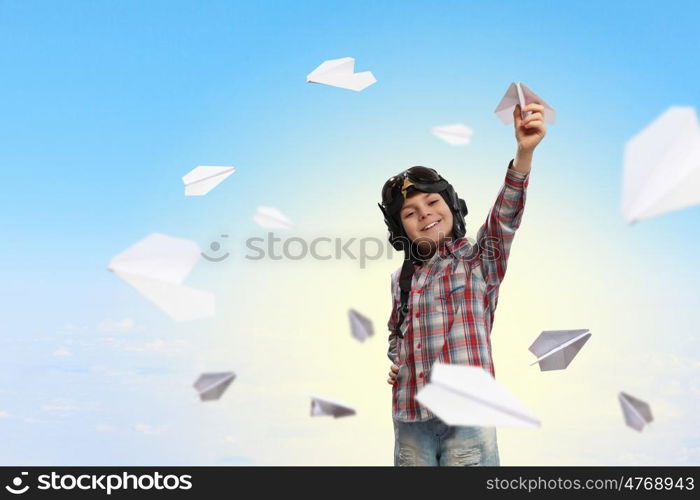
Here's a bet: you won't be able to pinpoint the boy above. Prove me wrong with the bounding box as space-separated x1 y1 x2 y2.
378 103 546 466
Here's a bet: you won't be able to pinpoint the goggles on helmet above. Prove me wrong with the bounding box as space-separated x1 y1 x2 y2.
380 166 449 216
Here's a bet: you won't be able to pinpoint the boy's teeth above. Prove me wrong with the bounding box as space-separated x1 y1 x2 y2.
423 221 439 230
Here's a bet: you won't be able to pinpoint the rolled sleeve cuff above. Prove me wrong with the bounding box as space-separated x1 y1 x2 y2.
505 159 530 189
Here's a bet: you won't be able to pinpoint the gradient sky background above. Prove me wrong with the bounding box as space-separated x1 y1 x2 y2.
1 0 700 465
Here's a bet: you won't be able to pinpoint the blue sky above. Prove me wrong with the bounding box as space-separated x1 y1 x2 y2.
1 0 700 465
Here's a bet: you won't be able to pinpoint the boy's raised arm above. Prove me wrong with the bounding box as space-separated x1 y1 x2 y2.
474 102 547 312
475 163 528 297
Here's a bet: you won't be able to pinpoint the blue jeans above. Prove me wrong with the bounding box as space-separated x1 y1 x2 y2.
393 417 500 466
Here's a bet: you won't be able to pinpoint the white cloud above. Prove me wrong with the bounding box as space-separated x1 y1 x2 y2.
96 424 115 432
90 365 137 377
97 318 137 332
141 339 187 352
0 410 10 418
52 348 72 357
134 423 166 435
40 400 97 417
104 338 188 353
223 435 237 445
40 404 82 415
58 323 88 333
677 447 700 463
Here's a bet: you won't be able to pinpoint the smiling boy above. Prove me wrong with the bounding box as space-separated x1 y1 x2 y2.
378 103 546 466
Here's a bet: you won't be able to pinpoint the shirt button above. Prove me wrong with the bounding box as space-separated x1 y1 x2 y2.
419 372 424 378
415 311 421 318
416 343 421 349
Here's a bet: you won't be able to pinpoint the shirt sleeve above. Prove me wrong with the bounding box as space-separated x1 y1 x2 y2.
474 159 529 314
387 272 399 363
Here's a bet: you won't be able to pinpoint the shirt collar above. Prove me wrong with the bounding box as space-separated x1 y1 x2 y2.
437 237 470 259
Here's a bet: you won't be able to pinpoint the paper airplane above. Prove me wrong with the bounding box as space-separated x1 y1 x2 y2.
309 393 356 418
348 309 374 342
622 107 700 223
306 57 376 92
494 82 556 124
182 166 235 196
431 124 474 146
415 363 540 428
529 329 591 371
108 233 215 321
253 206 294 229
194 372 236 401
618 392 653 431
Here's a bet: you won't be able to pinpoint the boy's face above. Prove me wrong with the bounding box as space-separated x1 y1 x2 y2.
399 191 454 251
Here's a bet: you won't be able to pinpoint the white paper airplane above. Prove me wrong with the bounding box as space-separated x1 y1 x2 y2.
306 57 376 92
415 363 540 428
494 82 556 124
108 233 215 322
194 372 236 401
618 392 653 431
622 107 700 223
253 206 294 229
309 393 356 418
182 166 235 196
529 329 591 371
431 124 474 146
348 309 374 342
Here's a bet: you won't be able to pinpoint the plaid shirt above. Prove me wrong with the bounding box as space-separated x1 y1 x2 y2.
387 163 529 422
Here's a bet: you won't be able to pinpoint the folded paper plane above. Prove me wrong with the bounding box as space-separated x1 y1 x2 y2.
253 206 294 229
194 372 236 401
348 309 374 342
494 82 556 124
182 166 235 196
108 233 215 321
309 394 356 418
306 57 376 92
618 392 653 431
622 106 700 223
415 363 540 428
431 124 474 146
529 329 591 371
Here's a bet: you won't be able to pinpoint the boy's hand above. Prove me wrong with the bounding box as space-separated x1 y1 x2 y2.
514 103 547 154
387 363 399 385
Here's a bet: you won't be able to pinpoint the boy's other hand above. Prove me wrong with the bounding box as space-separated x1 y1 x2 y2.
387 363 399 385
514 103 547 154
